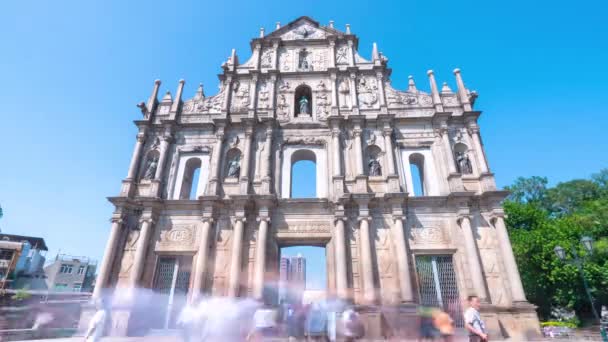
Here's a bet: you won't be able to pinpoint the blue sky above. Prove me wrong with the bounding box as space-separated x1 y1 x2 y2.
0 0 607 274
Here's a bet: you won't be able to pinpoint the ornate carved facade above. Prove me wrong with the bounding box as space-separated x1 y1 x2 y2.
89 17 540 339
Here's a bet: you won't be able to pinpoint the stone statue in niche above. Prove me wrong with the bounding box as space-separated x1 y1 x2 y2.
368 157 382 176
298 96 310 115
227 155 241 178
456 151 473 174
143 155 158 180
298 49 310 70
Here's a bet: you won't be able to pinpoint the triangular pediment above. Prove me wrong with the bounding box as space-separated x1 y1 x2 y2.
266 16 344 41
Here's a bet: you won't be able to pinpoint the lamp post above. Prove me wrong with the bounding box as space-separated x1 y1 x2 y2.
554 236 607 342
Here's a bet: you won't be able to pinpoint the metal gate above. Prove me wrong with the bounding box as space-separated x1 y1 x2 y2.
152 256 192 329
415 255 464 327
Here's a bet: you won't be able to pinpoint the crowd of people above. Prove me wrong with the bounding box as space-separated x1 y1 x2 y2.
83 295 489 342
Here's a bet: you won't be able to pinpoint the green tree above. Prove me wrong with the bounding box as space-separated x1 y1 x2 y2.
505 171 608 323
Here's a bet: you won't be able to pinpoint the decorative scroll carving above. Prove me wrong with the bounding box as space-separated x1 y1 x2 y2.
231 81 250 111
260 49 273 68
315 80 330 120
258 81 270 109
277 94 289 121
283 136 326 146
182 86 225 114
279 48 292 72
281 23 326 40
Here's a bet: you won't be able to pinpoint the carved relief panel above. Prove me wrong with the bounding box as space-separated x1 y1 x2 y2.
155 223 197 252
356 76 379 109
211 219 232 296
230 80 250 112
374 221 399 304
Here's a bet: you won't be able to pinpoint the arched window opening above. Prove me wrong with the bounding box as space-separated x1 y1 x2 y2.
179 158 202 200
294 85 312 117
290 149 316 198
365 145 383 177
141 150 160 181
225 148 242 179
409 153 425 196
453 143 473 175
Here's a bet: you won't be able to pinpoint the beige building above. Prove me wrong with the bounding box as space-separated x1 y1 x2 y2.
88 16 540 339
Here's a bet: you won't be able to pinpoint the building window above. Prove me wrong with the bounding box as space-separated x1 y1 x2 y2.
59 264 73 274
54 283 68 291
77 265 86 275
73 282 82 292
0 249 13 260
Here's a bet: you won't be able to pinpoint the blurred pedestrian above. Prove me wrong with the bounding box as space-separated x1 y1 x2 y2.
84 298 108 342
305 301 327 341
464 296 487 342
341 307 364 342
432 308 454 342
248 302 278 341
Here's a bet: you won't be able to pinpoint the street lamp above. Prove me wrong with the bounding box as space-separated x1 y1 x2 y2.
554 236 607 342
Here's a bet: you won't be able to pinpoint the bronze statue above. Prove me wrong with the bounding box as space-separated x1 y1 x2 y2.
143 156 158 180
368 157 382 176
227 155 241 178
298 96 310 115
456 151 473 174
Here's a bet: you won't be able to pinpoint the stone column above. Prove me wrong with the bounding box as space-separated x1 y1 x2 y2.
93 217 123 299
440 126 458 174
383 128 396 175
468 124 490 174
248 75 258 114
328 39 336 68
454 69 472 112
191 218 213 301
492 213 527 302
262 124 273 193
347 39 355 67
268 74 277 112
392 216 414 302
333 217 348 300
359 217 376 303
129 217 154 288
126 132 146 180
208 128 225 195
330 73 338 109
349 73 358 110
253 217 269 299
331 127 342 177
427 70 444 113
228 217 245 297
353 127 364 176
458 213 488 301
376 72 386 108
154 134 171 181
240 124 254 193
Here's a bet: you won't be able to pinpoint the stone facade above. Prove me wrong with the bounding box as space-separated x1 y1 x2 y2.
89 16 540 339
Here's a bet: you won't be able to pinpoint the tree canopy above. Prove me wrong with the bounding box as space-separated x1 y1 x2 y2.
504 169 608 321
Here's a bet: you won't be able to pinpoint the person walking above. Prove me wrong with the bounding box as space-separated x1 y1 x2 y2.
84 299 108 342
464 296 488 342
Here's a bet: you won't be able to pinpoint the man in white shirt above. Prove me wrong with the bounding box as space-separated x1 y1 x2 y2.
84 299 108 342
464 295 488 342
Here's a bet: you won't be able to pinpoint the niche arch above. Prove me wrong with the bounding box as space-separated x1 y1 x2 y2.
294 84 312 117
